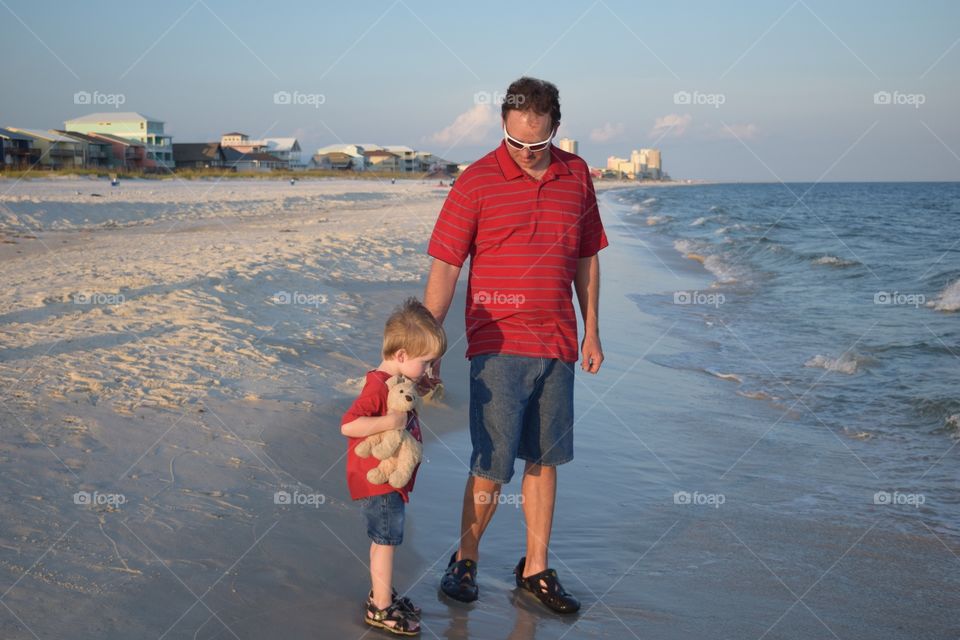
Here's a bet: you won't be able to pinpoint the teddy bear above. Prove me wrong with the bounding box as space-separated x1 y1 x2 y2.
355 374 423 489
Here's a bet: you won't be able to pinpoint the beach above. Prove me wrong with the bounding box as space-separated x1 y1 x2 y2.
1 176 957 639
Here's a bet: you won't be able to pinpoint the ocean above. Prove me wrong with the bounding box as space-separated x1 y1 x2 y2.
610 182 959 537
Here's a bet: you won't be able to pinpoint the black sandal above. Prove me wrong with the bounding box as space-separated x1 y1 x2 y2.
513 556 581 614
439 551 478 602
365 597 420 636
368 588 421 619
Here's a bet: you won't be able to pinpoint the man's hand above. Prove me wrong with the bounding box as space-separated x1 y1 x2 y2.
580 333 604 374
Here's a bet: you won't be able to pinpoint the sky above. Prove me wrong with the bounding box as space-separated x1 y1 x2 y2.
1 0 958 181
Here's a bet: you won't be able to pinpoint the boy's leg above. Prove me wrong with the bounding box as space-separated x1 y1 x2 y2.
520 461 557 576
458 474 501 562
369 542 395 609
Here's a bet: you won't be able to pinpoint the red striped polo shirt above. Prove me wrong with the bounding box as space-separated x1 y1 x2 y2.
428 140 608 362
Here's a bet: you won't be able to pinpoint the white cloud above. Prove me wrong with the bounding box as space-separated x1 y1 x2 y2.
649 113 692 139
427 104 498 146
589 122 625 142
714 123 759 140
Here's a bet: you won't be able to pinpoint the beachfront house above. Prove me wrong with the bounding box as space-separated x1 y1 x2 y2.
173 143 227 169
6 128 84 170
84 132 148 170
222 146 284 172
311 151 356 170
363 149 401 172
65 112 174 170
262 138 302 169
315 144 367 171
415 151 459 175
0 127 36 169
54 130 115 168
384 145 416 172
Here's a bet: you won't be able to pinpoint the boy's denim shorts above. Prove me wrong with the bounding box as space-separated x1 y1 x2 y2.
469 353 575 484
360 492 405 545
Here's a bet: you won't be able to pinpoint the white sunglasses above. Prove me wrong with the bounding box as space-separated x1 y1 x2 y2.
503 126 555 153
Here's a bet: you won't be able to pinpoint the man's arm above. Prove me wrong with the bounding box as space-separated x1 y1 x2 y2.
574 253 603 374
424 258 461 325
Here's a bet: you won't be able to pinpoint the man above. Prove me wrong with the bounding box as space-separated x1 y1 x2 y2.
423 76 607 614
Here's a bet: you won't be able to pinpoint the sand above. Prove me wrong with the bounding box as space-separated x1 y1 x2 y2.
1 176 956 639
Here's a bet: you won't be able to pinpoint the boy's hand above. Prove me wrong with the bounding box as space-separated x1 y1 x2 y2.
387 409 408 430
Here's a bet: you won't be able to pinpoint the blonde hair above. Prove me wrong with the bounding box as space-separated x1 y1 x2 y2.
382 297 447 360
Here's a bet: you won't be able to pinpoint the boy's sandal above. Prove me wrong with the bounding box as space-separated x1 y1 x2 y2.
513 556 581 614
365 598 420 636
439 552 478 602
368 588 421 619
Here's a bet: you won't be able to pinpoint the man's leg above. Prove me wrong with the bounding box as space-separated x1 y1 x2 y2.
458 474 501 562
519 461 556 576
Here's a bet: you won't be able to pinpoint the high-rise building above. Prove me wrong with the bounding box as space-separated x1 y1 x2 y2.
558 137 578 155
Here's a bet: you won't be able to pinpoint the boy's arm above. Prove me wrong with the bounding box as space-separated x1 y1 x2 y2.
341 411 406 438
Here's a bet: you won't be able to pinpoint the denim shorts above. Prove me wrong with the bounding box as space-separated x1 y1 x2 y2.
360 492 405 545
469 353 575 484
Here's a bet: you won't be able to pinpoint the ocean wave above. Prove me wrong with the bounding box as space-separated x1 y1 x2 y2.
704 369 743 383
646 215 669 226
690 216 710 227
945 414 960 435
804 353 870 375
703 255 741 284
672 239 744 284
927 278 960 312
812 255 859 267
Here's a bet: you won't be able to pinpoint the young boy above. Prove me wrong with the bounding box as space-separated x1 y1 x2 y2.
340 297 446 636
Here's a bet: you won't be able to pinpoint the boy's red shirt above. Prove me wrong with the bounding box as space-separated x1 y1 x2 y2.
340 369 422 502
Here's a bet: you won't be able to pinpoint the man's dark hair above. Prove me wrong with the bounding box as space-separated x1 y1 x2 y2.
501 77 561 128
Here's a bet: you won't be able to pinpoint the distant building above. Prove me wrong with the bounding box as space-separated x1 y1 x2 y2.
0 127 36 169
364 149 401 172
64 112 174 170
606 148 664 180
262 138 302 169
312 151 356 170
84 132 148 170
558 138 578 155
222 146 284 172
173 143 227 169
54 130 115 168
315 144 367 171
6 128 84 169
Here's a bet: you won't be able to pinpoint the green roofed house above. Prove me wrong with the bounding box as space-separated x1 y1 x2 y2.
64 112 174 170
